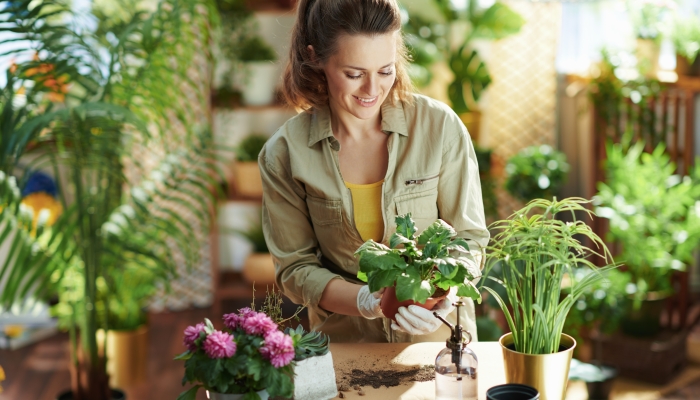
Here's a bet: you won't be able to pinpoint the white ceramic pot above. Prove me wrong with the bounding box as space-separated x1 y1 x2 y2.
241 62 278 106
291 352 338 400
207 389 269 400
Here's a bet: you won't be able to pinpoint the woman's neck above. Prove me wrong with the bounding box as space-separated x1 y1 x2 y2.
328 103 382 140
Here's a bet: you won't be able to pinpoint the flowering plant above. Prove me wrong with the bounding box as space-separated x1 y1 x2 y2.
175 308 295 400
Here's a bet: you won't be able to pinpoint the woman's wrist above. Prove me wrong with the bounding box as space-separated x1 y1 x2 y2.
318 279 363 316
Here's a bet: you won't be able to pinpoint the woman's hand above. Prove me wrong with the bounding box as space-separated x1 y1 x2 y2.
356 286 385 319
391 288 457 335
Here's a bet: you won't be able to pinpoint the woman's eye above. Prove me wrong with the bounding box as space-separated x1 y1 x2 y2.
380 71 394 76
346 74 362 80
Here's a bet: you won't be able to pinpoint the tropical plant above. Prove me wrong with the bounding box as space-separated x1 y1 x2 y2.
669 13 700 65
284 325 330 361
0 1 224 399
594 138 700 304
504 144 570 203
175 310 295 400
400 0 524 113
627 0 676 40
481 197 615 355
238 35 277 62
354 214 482 304
236 134 268 162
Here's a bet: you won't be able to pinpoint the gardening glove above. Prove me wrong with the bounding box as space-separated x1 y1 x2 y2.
391 288 458 335
357 285 385 319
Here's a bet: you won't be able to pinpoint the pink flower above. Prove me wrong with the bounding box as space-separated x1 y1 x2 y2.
203 330 237 359
223 313 239 330
240 312 278 336
259 330 295 368
183 323 206 351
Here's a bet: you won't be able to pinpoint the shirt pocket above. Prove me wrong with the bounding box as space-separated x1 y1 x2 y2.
394 190 438 233
307 195 342 226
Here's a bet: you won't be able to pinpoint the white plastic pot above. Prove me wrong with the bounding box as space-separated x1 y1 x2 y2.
291 352 338 400
241 62 278 106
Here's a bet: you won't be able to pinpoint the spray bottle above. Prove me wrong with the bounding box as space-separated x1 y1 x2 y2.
434 300 478 400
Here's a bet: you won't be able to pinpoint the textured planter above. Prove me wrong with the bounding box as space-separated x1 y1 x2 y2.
499 333 576 400
97 325 148 388
233 161 263 198
291 352 337 400
242 252 276 286
380 286 448 323
208 390 269 400
241 62 278 106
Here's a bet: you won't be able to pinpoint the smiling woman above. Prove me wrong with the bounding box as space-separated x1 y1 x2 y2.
259 0 489 343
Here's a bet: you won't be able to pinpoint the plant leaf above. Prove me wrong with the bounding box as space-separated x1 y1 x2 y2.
395 213 417 241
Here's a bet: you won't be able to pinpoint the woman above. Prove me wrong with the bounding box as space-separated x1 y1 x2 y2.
259 0 489 343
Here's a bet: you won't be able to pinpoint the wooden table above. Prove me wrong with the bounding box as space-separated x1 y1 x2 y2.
330 342 504 400
329 342 700 400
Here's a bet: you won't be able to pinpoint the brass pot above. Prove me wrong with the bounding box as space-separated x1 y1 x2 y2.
242 252 276 286
97 325 148 389
499 332 576 400
233 161 263 198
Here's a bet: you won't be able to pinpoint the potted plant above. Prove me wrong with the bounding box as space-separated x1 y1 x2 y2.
481 197 615 400
175 309 295 400
234 134 268 198
354 214 482 321
594 139 700 337
401 0 525 139
504 144 570 203
239 216 275 287
0 1 224 399
627 0 676 77
282 326 337 400
668 13 700 76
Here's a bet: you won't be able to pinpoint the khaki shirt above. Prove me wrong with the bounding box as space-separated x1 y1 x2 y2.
259 94 489 343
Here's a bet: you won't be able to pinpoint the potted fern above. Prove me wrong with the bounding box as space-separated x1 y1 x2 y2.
234 134 268 198
482 197 615 400
354 214 482 321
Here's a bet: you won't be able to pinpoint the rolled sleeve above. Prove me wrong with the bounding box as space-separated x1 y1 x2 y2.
437 123 490 283
259 146 341 317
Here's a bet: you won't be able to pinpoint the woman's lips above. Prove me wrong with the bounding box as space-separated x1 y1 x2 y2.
353 95 378 107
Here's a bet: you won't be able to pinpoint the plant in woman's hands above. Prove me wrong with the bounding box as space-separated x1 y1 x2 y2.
175 309 294 400
354 214 482 304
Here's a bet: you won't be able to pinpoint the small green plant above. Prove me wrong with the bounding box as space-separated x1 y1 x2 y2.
504 144 569 203
594 138 700 304
284 325 330 361
481 197 616 355
354 214 482 304
670 13 700 64
236 134 268 162
238 35 277 62
241 220 268 253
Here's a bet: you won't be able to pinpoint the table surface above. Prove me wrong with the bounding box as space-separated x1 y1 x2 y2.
328 341 700 400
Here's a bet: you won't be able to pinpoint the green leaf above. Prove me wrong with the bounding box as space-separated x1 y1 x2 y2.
389 232 413 249
174 350 192 360
417 219 456 245
470 3 525 40
358 250 406 273
395 214 417 240
357 270 368 282
456 281 482 303
368 269 399 292
396 265 433 303
436 260 458 279
176 385 201 400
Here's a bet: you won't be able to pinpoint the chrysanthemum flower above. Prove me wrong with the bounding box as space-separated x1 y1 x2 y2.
183 323 206 351
259 330 294 368
203 330 237 359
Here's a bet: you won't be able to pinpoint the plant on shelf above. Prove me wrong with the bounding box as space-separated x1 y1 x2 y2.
504 144 570 203
0 1 223 399
669 13 700 76
234 134 268 197
593 138 700 336
239 216 276 286
354 214 482 320
400 0 524 126
175 310 295 400
481 197 615 399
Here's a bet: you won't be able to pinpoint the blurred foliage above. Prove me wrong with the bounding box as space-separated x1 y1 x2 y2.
504 144 569 203
669 13 700 64
400 0 524 113
474 146 497 220
594 136 700 303
236 134 268 162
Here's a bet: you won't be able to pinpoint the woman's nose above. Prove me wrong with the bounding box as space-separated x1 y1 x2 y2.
362 75 379 96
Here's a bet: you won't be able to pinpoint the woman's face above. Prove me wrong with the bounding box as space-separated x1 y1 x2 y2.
320 33 397 121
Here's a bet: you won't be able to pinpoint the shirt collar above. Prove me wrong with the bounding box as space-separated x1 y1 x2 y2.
307 99 409 148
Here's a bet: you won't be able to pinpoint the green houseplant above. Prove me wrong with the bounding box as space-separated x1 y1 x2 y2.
239 216 275 287
594 138 700 336
400 0 524 138
504 144 570 203
0 0 223 399
354 214 482 321
234 134 268 198
669 13 700 76
481 197 615 400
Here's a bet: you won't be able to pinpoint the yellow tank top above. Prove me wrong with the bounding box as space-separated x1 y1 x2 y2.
345 180 385 242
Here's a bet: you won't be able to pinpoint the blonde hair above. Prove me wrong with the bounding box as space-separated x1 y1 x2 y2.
282 0 414 112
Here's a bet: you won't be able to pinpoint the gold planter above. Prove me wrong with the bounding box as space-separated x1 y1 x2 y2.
242 252 276 286
499 332 576 400
233 161 263 198
97 325 149 389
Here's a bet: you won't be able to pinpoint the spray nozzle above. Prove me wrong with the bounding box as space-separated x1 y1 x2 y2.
434 300 472 373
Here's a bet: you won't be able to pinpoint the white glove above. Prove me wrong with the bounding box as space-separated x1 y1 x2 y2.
357 285 384 319
391 288 457 335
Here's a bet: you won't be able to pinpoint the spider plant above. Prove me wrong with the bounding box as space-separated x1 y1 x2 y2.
481 197 616 355
0 0 224 399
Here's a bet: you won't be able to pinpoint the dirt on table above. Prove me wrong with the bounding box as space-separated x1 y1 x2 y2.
336 363 435 390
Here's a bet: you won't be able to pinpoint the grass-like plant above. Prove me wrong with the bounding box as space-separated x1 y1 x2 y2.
481 197 615 355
